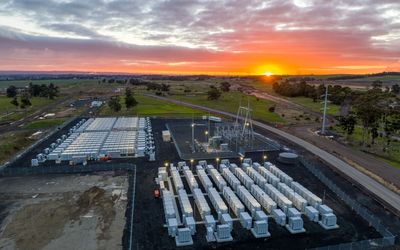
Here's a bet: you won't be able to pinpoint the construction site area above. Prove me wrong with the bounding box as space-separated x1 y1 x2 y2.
0 109 398 249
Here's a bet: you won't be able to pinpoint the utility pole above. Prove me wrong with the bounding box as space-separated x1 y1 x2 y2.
191 122 195 153
321 85 328 135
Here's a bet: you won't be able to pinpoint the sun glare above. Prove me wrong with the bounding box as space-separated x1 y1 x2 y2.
264 72 273 77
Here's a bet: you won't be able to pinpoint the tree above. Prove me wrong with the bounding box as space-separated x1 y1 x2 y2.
47 83 59 99
6 85 17 98
354 89 386 145
339 113 357 138
108 96 122 112
125 88 138 109
220 82 231 92
10 97 19 107
371 80 383 89
392 84 400 94
20 92 31 109
28 82 41 96
161 83 170 92
268 106 276 113
207 86 222 100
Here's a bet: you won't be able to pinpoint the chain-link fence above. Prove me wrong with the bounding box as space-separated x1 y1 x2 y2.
0 162 135 176
1 116 78 169
300 157 396 249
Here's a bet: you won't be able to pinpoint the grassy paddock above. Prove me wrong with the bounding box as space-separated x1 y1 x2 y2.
332 125 400 169
0 96 55 122
0 131 35 164
169 91 285 124
289 97 340 115
0 79 99 88
23 118 66 129
99 94 205 117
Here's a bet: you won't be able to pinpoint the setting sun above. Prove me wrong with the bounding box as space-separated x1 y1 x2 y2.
264 72 273 77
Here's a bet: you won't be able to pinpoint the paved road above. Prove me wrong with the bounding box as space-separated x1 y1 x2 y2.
147 94 400 214
288 124 400 189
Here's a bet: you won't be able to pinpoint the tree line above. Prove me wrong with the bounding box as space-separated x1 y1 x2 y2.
108 88 138 112
273 79 400 150
6 83 59 109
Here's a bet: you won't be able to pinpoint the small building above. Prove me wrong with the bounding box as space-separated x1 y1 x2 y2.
90 101 103 108
162 130 171 142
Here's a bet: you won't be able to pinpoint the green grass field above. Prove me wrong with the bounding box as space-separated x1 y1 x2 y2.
169 91 285 124
332 125 400 169
289 97 340 115
0 131 35 164
0 96 55 122
99 94 205 117
23 118 66 129
0 79 99 88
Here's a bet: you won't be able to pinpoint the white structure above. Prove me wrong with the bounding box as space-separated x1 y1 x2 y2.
45 117 151 164
291 182 322 208
209 168 227 191
264 162 293 185
221 168 241 192
264 184 293 214
233 167 254 190
250 184 277 214
192 188 211 220
258 166 280 187
208 187 229 220
162 130 171 142
196 166 213 191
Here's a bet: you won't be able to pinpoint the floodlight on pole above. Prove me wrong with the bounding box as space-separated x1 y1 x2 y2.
263 155 267 164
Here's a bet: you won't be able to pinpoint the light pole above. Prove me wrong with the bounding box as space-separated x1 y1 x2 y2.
321 86 329 135
191 123 195 153
204 130 209 143
216 157 220 168
263 154 267 164
190 159 194 171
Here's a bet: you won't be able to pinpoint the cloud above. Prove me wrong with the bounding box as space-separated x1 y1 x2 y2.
0 0 399 73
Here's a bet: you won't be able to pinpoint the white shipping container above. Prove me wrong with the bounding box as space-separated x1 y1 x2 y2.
209 168 227 191
258 167 280 187
221 168 241 191
272 209 286 226
305 206 319 222
222 186 245 217
208 187 228 220
178 189 193 219
250 185 277 213
237 185 261 218
266 163 293 185
196 168 213 191
246 167 267 188
193 188 211 219
171 170 184 192
291 182 322 208
252 162 262 170
264 184 292 214
277 183 308 212
233 167 254 190
319 204 333 215
183 168 199 192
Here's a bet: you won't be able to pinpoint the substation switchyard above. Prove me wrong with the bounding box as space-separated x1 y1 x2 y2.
31 116 155 166
157 159 338 246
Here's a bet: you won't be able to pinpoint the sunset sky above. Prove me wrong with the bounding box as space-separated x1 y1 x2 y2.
0 0 399 75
